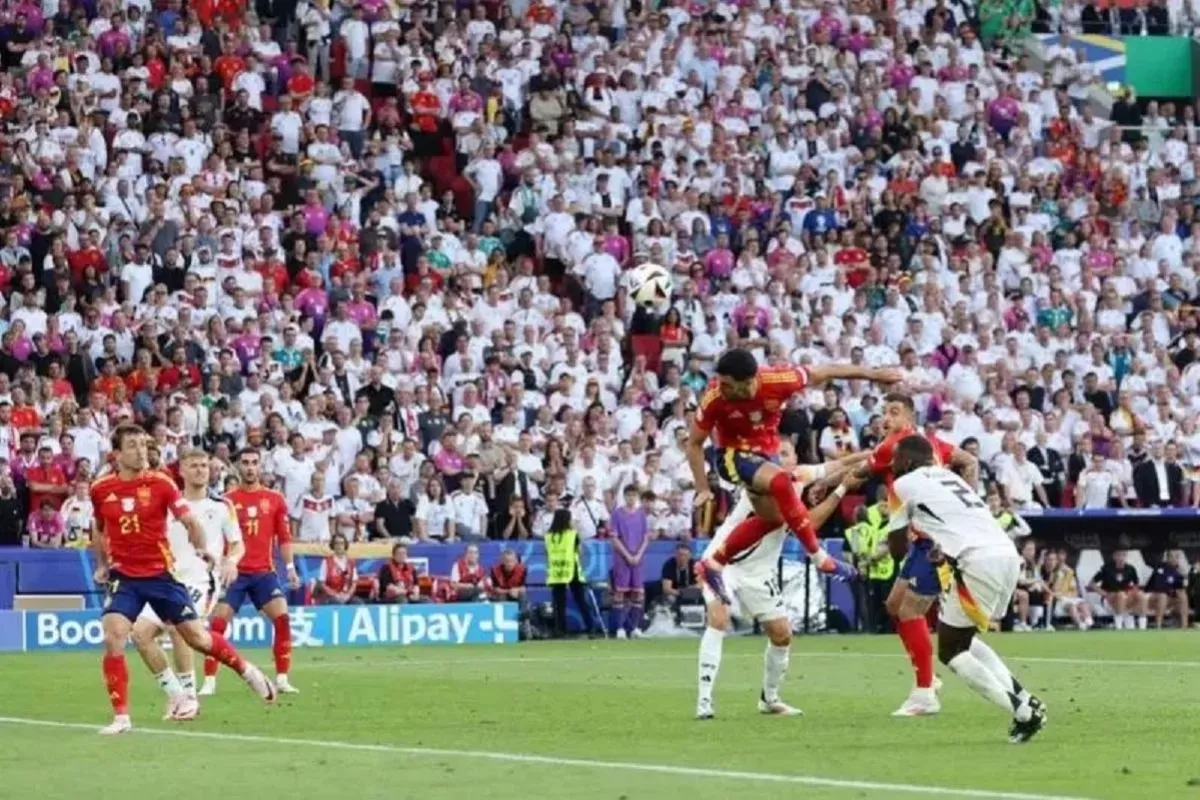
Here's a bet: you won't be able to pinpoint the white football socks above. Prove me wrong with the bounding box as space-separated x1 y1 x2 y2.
948 652 1018 716
178 671 196 696
762 644 790 703
698 627 724 704
155 669 184 697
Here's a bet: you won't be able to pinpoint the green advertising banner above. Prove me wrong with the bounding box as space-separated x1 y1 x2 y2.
1122 37 1198 98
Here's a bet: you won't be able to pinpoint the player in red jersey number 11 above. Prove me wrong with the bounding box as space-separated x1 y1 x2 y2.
687 349 904 602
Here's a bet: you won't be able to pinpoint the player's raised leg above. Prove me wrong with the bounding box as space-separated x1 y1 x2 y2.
174 614 277 703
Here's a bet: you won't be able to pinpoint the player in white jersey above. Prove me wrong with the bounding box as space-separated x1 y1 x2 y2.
129 450 244 722
696 442 869 720
890 435 1047 743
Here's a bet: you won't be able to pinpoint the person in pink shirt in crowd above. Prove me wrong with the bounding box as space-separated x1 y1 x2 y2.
303 190 331 236
703 234 735 280
27 499 65 549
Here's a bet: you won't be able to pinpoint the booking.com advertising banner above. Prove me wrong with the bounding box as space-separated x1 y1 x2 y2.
0 603 520 653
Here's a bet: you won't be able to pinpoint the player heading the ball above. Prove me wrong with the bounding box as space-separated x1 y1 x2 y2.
687 348 904 602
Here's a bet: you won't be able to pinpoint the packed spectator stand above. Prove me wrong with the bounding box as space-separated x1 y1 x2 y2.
1 0 1199 632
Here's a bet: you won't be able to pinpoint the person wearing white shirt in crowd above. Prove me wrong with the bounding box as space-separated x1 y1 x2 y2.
293 470 336 544
449 473 490 541
999 443 1049 510
1077 452 1120 509
571 477 610 540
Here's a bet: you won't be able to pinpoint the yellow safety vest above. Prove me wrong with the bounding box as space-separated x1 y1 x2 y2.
544 529 581 585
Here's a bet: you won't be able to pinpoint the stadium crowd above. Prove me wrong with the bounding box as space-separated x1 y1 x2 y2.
0 0 1199 617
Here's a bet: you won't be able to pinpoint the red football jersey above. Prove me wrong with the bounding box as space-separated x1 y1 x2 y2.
91 471 190 578
226 486 291 574
695 366 808 457
870 427 956 509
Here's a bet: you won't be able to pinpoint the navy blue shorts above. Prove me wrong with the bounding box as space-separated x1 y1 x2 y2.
103 572 198 625
223 572 286 611
714 449 778 486
899 540 941 597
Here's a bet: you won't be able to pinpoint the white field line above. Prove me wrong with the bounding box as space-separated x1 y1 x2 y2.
0 716 1094 800
302 650 1200 671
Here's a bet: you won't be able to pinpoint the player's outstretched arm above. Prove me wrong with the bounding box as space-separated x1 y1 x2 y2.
806 364 904 387
687 421 712 505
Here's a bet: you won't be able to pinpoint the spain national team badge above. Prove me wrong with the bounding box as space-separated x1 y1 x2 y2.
120 497 135 513
259 500 270 512
136 487 152 505
247 506 258 519
764 401 780 412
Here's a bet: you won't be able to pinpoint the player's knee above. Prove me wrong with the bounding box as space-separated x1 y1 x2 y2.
765 624 791 648
129 623 157 649
937 626 972 665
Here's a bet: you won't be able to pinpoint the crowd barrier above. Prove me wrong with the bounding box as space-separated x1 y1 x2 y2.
0 602 521 653
0 509 1194 650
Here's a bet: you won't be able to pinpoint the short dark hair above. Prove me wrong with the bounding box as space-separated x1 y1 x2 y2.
894 435 934 475
715 348 758 381
884 392 915 412
111 424 145 451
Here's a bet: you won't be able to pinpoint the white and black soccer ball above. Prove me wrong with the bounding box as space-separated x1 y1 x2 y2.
628 263 673 308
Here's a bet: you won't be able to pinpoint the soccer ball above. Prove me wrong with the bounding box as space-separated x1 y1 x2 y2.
629 263 673 308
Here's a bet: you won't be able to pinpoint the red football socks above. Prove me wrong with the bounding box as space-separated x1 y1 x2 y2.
206 631 247 676
897 617 935 689
203 617 229 678
273 615 292 675
712 516 775 565
102 653 129 715
767 471 820 553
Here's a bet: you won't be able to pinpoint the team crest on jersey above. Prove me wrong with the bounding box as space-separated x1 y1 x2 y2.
259 500 270 512
120 497 135 512
764 401 780 412
136 487 152 505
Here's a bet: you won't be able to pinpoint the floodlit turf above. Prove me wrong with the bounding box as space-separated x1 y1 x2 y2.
1 631 1198 800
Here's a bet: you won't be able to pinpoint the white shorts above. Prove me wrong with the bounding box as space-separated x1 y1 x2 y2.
702 566 787 623
940 550 1021 631
1054 596 1087 617
137 571 217 628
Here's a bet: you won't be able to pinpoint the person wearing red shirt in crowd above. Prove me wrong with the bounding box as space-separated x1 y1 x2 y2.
313 533 361 605
158 346 201 393
26 446 69 510
90 425 275 735
94 358 125 401
449 543 489 601
68 228 108 287
689 348 901 601
213 44 247 93
410 72 442 134
46 361 75 400
10 388 40 431
202 448 298 697
287 57 315 101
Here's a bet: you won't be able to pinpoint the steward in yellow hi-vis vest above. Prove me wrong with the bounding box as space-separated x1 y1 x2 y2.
544 510 599 638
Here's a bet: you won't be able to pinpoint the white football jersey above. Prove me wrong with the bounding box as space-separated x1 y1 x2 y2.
704 465 826 574
169 497 243 584
890 466 1014 560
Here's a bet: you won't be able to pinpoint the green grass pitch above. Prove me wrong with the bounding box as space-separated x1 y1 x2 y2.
1 631 1197 800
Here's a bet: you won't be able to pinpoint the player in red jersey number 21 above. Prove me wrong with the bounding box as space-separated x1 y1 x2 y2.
90 426 276 735
688 348 904 601
201 448 299 696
